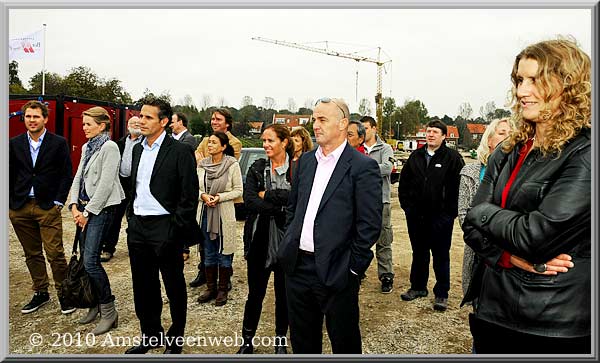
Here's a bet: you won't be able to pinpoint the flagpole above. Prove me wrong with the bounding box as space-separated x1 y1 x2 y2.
42 23 46 95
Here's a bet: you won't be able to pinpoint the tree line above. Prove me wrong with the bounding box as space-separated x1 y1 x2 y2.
10 61 511 147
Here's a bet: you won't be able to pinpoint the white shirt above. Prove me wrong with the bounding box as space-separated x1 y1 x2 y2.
299 140 347 252
133 131 170 216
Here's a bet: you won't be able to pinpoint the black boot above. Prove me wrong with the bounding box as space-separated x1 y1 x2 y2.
236 328 254 354
189 266 206 288
190 250 207 287
274 335 288 354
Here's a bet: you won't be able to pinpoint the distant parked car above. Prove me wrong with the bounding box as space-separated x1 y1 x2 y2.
235 147 267 220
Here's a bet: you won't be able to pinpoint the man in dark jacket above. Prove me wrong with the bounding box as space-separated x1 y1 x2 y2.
125 98 200 354
101 116 142 262
9 100 74 315
277 97 382 353
398 120 464 311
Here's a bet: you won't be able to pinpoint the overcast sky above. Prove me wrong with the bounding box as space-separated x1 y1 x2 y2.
8 8 592 118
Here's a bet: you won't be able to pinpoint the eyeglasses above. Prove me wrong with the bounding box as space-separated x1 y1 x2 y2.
315 97 348 119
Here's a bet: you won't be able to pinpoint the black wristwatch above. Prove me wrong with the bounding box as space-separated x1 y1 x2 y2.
533 263 547 273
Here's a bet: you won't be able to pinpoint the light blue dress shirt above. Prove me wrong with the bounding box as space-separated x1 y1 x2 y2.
133 131 170 216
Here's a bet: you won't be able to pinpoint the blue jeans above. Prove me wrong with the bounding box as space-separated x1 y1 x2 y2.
79 205 115 304
201 210 232 268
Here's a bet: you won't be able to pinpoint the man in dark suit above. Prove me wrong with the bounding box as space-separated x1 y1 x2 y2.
170 112 198 151
101 116 142 262
277 97 382 353
9 100 75 315
125 98 200 354
169 111 198 261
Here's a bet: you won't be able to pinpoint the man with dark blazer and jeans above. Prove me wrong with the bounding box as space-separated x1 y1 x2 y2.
277 97 382 353
125 98 200 354
9 100 75 315
101 116 142 262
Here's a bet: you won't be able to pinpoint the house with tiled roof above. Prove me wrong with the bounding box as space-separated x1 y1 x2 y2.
467 123 487 142
272 114 311 128
248 122 264 135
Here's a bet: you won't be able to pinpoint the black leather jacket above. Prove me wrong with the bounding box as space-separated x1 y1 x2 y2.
242 158 291 259
462 128 591 337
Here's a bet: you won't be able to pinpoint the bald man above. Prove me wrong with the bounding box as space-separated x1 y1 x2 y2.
277 98 382 353
101 116 143 262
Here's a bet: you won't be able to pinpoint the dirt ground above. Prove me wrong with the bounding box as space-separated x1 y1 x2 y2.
8 157 475 355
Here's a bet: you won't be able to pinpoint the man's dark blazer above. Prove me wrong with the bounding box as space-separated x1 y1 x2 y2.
9 131 73 210
177 130 199 152
277 143 383 291
128 134 201 244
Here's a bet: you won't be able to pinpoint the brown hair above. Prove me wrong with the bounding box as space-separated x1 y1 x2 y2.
291 126 314 153
21 100 49 118
263 124 294 156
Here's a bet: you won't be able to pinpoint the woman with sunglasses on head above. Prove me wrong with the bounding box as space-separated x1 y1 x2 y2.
196 131 243 307
462 37 591 354
237 124 295 354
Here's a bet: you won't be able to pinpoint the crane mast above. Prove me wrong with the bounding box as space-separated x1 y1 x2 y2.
252 36 389 125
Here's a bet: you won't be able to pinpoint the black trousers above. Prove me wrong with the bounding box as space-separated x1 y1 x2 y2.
470 314 591 354
102 176 131 254
242 250 288 337
405 213 454 298
127 214 187 344
285 252 361 354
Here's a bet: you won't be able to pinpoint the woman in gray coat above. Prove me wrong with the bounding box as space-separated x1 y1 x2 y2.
69 106 124 335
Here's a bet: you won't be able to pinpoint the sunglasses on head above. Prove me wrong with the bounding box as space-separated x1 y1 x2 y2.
315 97 348 119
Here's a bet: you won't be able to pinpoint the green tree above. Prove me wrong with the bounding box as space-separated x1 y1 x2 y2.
297 107 312 115
492 108 511 120
239 104 260 122
136 88 172 105
27 66 132 103
455 116 474 148
28 71 66 95
9 61 22 86
9 61 27 94
396 99 429 137
441 114 454 126
382 97 397 139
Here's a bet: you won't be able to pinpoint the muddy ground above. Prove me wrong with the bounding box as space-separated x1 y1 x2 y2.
8 158 475 355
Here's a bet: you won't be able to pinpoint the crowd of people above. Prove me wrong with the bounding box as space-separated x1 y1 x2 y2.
8 37 591 355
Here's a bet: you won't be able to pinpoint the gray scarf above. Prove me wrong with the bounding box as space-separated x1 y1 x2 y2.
199 155 236 240
79 132 110 202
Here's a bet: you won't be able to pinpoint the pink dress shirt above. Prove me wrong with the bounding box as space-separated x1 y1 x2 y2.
299 140 348 252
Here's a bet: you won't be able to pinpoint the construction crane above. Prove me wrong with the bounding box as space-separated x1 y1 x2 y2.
252 36 391 125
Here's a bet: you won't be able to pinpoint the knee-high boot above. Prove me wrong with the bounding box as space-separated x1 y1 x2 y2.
215 266 232 306
197 266 218 303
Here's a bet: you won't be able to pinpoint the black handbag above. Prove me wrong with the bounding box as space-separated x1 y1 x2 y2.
60 226 98 308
